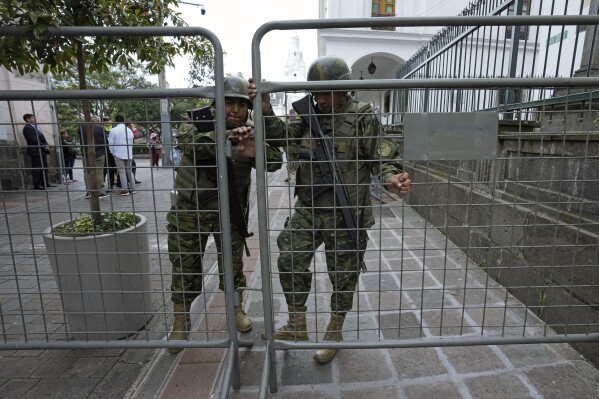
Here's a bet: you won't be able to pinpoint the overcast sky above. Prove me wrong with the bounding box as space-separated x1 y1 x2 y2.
164 0 320 87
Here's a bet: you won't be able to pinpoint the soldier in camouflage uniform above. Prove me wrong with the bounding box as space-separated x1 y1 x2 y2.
234 56 411 363
167 76 283 354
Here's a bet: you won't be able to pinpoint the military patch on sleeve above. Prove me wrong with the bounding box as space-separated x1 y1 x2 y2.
377 141 393 157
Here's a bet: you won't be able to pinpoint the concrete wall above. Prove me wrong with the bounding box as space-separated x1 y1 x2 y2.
403 117 599 367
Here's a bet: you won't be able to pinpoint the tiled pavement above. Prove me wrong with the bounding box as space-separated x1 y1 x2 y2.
1 158 599 398
0 159 175 399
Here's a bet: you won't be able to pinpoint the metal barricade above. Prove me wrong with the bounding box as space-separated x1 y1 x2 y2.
1 10 599 399
251 13 599 397
0 26 251 398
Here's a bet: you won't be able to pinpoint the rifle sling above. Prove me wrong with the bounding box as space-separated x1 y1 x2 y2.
292 95 363 248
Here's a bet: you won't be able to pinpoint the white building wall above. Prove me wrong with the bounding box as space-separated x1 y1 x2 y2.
0 68 55 146
318 0 592 76
317 0 474 115
535 0 589 78
317 0 593 115
318 0 475 76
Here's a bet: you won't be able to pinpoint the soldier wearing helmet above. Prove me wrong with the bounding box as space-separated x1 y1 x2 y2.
166 76 284 353
233 56 411 364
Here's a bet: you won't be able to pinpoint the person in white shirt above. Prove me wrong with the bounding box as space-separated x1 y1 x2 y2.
108 115 135 196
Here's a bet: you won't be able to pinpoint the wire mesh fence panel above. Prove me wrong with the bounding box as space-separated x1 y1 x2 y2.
0 97 246 346
250 9 599 396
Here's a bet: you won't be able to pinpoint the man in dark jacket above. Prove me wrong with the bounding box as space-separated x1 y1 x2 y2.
22 113 55 190
79 116 108 198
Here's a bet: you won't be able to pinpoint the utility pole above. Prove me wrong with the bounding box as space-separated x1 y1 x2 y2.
159 2 206 166
158 69 172 166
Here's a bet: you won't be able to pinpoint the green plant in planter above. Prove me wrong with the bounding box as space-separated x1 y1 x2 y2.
53 212 140 236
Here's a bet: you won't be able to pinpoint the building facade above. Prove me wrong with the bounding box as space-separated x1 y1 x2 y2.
316 0 595 119
0 68 57 189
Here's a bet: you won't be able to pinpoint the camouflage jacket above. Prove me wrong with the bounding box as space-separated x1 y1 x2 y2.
263 95 403 217
174 121 283 209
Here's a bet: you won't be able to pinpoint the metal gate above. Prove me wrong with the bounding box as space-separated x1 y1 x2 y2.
0 26 254 398
250 10 599 398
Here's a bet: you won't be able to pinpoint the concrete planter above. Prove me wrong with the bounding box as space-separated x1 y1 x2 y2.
43 214 152 340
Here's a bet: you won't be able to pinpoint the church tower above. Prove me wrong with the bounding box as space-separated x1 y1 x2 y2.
284 33 306 82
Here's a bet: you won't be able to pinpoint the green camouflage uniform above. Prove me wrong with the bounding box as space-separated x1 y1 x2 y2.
263 95 403 314
168 120 283 304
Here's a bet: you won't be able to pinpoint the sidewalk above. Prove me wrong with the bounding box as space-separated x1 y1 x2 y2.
149 168 599 398
1 159 599 398
0 159 174 399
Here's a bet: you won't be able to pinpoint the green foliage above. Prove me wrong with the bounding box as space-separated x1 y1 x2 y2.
133 141 150 154
51 62 160 133
53 212 140 236
187 48 216 87
0 0 214 222
0 1 214 77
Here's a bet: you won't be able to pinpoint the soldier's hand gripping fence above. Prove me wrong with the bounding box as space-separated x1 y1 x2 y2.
292 94 364 263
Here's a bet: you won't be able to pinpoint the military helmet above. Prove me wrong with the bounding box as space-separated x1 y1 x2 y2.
223 75 251 108
307 56 351 81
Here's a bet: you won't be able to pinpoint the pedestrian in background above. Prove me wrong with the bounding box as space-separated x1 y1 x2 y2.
60 129 78 184
171 130 182 167
116 123 141 188
130 123 142 185
148 131 163 167
108 115 135 196
22 113 54 190
103 116 118 191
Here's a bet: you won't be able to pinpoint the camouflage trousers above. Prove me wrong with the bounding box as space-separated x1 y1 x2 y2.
167 200 247 305
276 206 367 314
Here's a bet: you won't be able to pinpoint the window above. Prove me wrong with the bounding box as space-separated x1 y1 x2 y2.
372 0 396 31
371 0 395 16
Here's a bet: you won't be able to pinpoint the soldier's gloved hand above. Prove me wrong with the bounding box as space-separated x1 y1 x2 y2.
229 126 255 142
385 172 411 196
235 138 256 158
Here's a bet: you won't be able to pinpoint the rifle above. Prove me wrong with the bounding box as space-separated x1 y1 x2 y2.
292 95 365 263
226 158 253 256
191 162 253 257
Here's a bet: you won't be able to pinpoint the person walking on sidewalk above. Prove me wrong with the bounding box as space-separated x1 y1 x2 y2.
235 56 411 364
166 76 283 353
108 115 135 196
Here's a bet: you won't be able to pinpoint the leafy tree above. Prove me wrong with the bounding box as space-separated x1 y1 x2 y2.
186 49 216 87
51 62 161 137
0 0 214 223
